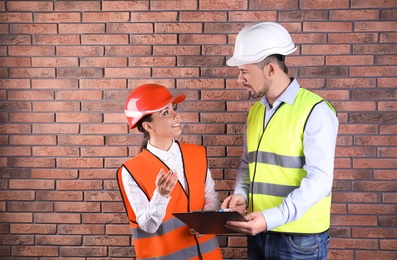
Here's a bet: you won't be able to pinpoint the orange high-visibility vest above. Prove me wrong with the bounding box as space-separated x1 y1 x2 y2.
117 142 223 260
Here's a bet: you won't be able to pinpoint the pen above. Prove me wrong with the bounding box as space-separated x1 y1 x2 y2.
218 208 234 212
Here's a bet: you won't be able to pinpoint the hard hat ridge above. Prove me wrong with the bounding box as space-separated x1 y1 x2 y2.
227 21 297 66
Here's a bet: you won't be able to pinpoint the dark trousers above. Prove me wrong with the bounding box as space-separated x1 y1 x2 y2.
247 231 330 260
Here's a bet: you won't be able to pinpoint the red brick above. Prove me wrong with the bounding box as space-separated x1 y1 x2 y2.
10 24 57 34
83 12 130 22
12 245 58 256
56 90 102 101
8 158 55 168
55 113 102 123
331 238 378 249
59 23 105 34
351 0 397 8
0 57 30 67
32 79 78 89
10 113 54 124
9 68 55 79
34 12 81 22
80 79 127 89
374 170 396 181
0 12 33 22
0 191 35 201
7 1 53 11
152 67 199 78
57 46 104 56
151 0 198 10
103 1 148 10
0 79 30 89
106 224 131 235
55 202 100 213
33 35 80 45
81 147 127 157
58 68 103 78
0 123 31 134
107 23 153 34
36 235 81 245
329 32 378 43
0 35 31 45
332 191 380 203
36 191 82 201
80 169 116 179
181 11 226 21
302 45 350 55
104 68 150 78
330 9 379 20
82 213 126 224
32 57 78 67
8 90 54 100
57 158 103 168
304 22 352 32
200 0 247 9
80 57 127 67
55 1 101 11
128 56 176 67
0 146 31 156
300 0 348 8
352 181 397 191
380 239 397 250
355 21 397 32
58 224 104 235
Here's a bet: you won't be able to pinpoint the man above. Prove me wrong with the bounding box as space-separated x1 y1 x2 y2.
221 22 339 259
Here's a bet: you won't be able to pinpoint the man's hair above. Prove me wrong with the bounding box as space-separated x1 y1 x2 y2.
256 54 289 74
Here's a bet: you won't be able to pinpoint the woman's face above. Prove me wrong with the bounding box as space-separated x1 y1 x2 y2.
146 103 182 140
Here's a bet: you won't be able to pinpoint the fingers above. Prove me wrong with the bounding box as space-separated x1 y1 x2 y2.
156 169 178 197
221 196 232 209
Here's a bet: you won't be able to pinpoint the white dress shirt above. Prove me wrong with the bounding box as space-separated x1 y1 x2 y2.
121 140 220 233
234 78 339 231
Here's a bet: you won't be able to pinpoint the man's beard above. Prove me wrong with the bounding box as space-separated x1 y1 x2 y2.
247 82 270 99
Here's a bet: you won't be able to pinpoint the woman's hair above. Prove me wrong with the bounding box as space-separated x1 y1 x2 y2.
136 114 153 152
256 54 289 74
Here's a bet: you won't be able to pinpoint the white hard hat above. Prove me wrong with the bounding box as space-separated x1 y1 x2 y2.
227 22 297 66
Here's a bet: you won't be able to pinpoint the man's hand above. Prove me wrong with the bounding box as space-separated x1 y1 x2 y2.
155 169 178 197
221 194 247 215
225 212 267 236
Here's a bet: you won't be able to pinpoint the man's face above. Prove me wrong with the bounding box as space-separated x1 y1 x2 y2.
237 63 270 99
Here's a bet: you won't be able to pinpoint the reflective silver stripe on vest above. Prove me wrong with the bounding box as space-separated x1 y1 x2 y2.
252 181 331 198
140 236 220 260
252 182 298 197
249 151 305 169
131 217 185 239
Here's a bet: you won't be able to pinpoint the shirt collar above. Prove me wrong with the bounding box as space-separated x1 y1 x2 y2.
260 78 300 108
146 139 178 160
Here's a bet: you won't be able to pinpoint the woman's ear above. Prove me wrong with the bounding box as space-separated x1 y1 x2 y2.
142 121 151 132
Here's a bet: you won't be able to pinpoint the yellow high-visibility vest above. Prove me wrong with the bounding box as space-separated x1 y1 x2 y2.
247 88 336 234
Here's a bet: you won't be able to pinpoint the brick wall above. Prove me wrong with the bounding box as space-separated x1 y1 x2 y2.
1 0 396 259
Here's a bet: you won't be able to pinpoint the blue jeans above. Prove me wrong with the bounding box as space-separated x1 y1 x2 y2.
247 231 330 260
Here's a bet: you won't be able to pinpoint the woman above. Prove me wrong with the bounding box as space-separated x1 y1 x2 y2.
117 84 223 260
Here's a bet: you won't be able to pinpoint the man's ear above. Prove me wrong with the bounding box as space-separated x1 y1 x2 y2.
264 62 276 78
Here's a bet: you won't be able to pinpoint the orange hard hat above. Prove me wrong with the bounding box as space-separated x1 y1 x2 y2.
124 84 185 129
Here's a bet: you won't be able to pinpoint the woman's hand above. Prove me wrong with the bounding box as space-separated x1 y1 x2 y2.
155 169 178 197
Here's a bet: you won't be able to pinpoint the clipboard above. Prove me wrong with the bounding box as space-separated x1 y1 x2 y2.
172 210 248 234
